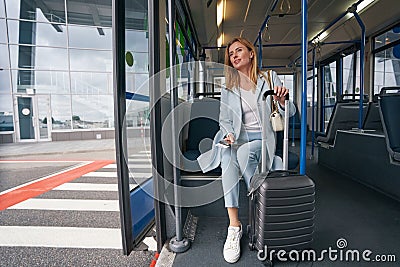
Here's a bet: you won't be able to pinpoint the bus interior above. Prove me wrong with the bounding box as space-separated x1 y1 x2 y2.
113 0 400 266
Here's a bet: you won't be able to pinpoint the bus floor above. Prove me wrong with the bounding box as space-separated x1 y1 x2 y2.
172 156 400 266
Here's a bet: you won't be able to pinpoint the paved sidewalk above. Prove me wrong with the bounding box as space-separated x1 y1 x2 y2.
0 139 116 158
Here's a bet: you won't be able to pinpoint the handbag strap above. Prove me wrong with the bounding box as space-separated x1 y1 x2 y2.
266 70 278 113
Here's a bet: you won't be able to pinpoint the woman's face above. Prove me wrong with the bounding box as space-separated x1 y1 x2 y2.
228 41 253 72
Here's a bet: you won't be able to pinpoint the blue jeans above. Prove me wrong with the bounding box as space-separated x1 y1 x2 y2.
220 131 282 208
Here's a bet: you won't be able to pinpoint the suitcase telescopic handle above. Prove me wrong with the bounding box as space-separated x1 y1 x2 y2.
261 89 290 171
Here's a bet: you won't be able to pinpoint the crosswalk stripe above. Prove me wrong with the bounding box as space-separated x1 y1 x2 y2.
127 160 152 164
128 154 151 158
53 183 119 191
82 172 118 177
0 226 122 249
103 164 151 169
52 182 138 191
82 172 152 178
7 199 119 211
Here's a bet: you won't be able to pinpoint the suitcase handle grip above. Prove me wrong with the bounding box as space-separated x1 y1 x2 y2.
262 89 289 101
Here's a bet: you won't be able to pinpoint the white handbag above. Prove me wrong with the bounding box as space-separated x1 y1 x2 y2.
266 70 284 132
270 99 284 132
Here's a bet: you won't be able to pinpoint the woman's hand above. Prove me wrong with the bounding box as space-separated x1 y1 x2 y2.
273 85 289 107
224 133 235 145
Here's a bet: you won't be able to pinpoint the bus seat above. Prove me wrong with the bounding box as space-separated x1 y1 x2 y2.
317 95 368 145
362 99 383 133
379 87 400 163
183 97 221 174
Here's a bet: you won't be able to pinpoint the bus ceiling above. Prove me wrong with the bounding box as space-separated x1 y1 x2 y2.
186 0 400 68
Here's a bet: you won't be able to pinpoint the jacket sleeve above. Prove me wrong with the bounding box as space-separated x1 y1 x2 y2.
219 88 235 138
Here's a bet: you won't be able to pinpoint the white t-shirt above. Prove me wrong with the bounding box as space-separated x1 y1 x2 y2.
240 88 261 132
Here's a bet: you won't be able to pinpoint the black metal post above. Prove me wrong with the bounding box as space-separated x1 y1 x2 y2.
167 0 190 253
112 0 133 255
148 0 167 253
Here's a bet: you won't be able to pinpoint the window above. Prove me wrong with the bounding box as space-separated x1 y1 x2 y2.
68 25 112 50
7 20 67 47
0 0 5 18
51 94 72 130
126 30 148 52
342 53 354 94
322 61 337 130
71 95 113 129
0 70 12 94
374 45 400 94
70 72 112 94
5 0 66 23
306 68 317 107
11 70 70 94
355 51 361 94
0 19 6 43
67 0 112 27
9 45 68 70
0 94 14 132
374 24 400 50
69 49 112 72
278 74 294 101
0 44 9 68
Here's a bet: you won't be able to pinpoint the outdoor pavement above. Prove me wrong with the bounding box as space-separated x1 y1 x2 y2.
0 139 116 158
0 137 155 267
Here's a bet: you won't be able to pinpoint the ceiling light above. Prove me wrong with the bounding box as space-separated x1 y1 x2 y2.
217 0 226 28
356 0 375 13
346 0 375 19
217 33 224 47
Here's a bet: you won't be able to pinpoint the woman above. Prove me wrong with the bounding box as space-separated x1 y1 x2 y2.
197 37 296 263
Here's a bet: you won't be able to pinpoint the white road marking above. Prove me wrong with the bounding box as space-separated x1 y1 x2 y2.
143 236 157 251
82 172 152 178
53 183 119 191
128 154 151 158
103 163 151 169
7 199 119 211
0 226 122 249
82 172 118 177
127 160 153 164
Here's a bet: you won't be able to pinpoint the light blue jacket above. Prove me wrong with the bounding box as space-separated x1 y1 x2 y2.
197 71 296 173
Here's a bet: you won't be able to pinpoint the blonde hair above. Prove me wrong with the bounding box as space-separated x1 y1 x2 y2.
224 37 264 91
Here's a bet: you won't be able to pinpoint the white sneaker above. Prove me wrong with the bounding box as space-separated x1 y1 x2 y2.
223 224 242 263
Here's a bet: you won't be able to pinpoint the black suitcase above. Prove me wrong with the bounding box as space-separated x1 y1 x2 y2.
247 90 315 261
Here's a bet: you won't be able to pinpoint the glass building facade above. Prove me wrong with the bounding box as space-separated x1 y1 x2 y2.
0 0 148 143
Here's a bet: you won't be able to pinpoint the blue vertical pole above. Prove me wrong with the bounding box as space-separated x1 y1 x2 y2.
353 12 365 129
338 58 343 100
311 48 316 158
258 33 263 69
300 0 308 175
320 67 326 132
